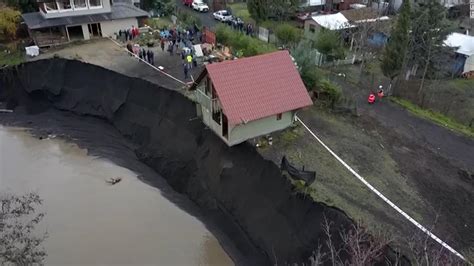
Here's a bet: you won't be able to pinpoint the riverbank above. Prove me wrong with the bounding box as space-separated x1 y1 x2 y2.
0 58 355 264
0 126 233 265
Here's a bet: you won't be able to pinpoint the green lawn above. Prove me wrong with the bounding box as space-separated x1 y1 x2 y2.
0 50 25 67
391 97 474 138
227 3 254 24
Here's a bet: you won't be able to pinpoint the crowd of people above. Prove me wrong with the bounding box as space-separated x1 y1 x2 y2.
117 24 202 80
118 26 140 42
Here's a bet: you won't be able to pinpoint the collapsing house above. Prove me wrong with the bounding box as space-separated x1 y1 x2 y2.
190 50 313 146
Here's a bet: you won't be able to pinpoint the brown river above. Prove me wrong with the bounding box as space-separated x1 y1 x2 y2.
0 126 233 265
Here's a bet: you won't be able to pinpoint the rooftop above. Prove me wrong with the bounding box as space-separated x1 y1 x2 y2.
311 13 355 30
444 32 474 56
199 50 313 126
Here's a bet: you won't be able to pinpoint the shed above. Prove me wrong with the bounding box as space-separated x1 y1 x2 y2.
444 32 474 74
190 50 313 146
304 12 355 35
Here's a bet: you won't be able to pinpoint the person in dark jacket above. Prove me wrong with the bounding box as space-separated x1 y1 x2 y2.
147 50 154 65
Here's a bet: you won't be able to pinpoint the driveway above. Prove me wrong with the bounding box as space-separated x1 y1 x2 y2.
175 0 219 29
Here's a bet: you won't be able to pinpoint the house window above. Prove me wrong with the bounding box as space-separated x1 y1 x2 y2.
74 0 87 9
57 0 72 10
44 2 58 11
89 0 102 8
277 113 282 120
309 24 316 33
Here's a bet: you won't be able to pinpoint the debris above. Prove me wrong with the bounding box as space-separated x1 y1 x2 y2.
0 109 13 113
106 177 122 185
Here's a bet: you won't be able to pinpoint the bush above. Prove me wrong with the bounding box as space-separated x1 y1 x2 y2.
275 23 302 47
177 11 202 29
314 29 345 61
301 66 323 91
317 79 342 108
215 25 276 57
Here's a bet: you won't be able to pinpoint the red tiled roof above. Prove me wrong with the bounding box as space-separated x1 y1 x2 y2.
205 50 313 126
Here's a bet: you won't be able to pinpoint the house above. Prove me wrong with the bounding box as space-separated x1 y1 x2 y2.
300 0 361 11
22 0 149 47
304 12 355 35
190 50 313 146
340 8 390 48
444 32 474 76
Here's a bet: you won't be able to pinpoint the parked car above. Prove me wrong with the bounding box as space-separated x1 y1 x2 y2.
213 10 233 22
192 0 209 12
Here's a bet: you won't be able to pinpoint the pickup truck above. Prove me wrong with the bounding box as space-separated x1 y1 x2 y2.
213 10 233 22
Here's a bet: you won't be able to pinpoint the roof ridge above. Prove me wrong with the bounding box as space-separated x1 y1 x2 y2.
206 50 288 70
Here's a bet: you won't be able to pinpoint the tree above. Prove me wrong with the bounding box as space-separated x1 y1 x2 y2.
0 5 21 41
380 0 411 88
275 23 302 48
247 0 299 22
247 0 269 22
0 192 47 265
5 0 37 13
407 0 451 96
142 0 175 15
314 29 346 62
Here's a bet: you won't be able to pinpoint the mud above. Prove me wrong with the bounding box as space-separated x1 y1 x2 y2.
0 59 355 264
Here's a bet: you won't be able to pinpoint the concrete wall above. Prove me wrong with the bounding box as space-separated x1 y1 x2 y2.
42 0 111 19
464 54 474 73
304 19 321 36
100 18 138 37
228 112 294 146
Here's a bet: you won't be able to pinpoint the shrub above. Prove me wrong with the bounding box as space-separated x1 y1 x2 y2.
314 29 345 61
317 79 342 108
275 23 302 47
215 25 276 57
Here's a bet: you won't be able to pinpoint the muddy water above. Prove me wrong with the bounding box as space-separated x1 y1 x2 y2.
0 127 233 265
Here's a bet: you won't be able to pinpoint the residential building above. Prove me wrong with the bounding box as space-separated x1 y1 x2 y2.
22 0 149 47
304 12 355 35
190 51 313 146
444 32 474 76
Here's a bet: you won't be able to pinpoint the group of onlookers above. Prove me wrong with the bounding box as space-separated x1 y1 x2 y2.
118 26 140 42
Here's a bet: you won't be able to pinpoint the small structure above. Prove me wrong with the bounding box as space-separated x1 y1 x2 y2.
304 12 355 35
190 50 313 146
444 32 474 76
22 0 149 47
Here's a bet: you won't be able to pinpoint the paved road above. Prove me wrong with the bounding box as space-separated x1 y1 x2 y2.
175 0 219 29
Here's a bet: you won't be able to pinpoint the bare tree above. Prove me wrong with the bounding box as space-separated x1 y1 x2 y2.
0 192 47 265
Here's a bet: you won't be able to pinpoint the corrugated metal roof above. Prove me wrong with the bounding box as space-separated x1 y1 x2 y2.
22 3 148 29
205 50 313 126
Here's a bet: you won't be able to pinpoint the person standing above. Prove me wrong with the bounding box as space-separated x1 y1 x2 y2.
126 42 133 55
160 38 165 52
186 54 193 69
183 63 189 79
147 50 154 65
368 92 376 104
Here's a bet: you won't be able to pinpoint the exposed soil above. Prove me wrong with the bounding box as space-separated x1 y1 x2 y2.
0 59 359 265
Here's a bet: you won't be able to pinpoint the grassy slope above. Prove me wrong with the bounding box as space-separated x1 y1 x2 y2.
259 107 432 246
0 50 25 66
391 97 474 138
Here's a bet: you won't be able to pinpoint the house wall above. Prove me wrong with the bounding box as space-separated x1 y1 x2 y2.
41 0 111 19
81 24 91 40
100 18 138 37
464 54 474 73
304 19 321 36
227 112 295 146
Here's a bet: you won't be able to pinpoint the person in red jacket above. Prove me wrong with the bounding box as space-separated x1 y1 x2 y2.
368 92 376 104
377 89 384 100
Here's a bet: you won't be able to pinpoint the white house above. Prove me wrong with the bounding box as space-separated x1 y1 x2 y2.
444 32 474 76
190 51 313 146
22 0 149 47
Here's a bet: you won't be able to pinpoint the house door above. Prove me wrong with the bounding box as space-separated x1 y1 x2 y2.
88 23 102 37
222 114 228 139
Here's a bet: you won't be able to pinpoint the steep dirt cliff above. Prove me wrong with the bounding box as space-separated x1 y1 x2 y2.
1 59 355 264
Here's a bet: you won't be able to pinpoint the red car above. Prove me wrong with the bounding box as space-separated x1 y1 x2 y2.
183 0 193 6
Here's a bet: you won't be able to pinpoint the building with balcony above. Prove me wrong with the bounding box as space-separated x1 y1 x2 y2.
22 0 148 47
190 51 313 146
